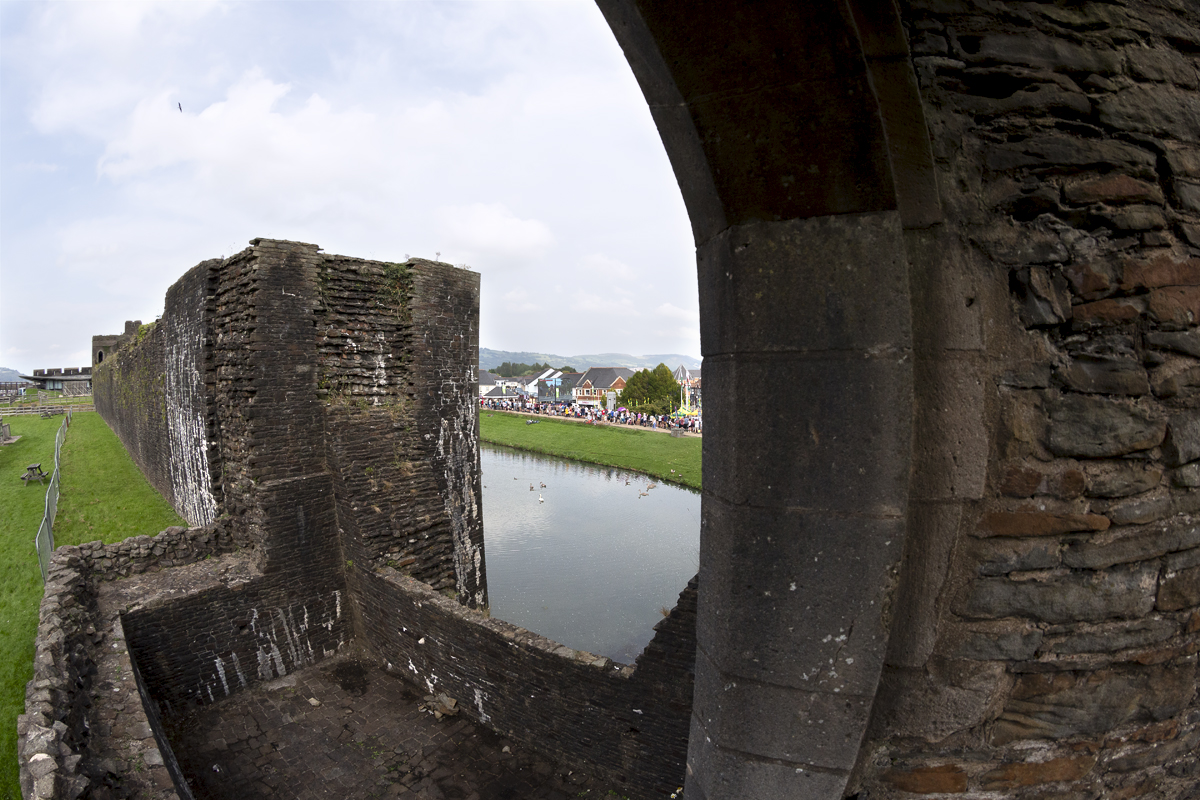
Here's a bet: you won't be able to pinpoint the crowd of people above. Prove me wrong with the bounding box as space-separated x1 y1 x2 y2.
479 397 702 435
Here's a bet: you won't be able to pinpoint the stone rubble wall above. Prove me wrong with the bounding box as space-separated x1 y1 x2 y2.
92 263 220 528
356 568 697 800
121 477 352 718
408 264 486 608
856 1 1200 796
30 240 489 798
207 248 261 553
17 525 237 800
109 241 353 726
315 257 484 603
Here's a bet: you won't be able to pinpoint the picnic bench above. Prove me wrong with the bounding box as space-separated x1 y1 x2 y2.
21 464 48 485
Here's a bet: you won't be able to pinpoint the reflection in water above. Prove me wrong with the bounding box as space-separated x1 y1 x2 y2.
481 443 700 663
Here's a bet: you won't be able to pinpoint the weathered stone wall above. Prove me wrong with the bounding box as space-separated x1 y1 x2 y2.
94 241 484 602
598 1 1200 795
356 568 697 797
43 240 489 799
852 2 1200 796
208 249 260 548
93 266 220 528
409 263 486 607
315 256 485 606
21 524 694 800
17 526 239 800
121 478 351 717
18 554 102 800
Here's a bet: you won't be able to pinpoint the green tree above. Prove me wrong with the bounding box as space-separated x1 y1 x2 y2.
496 361 547 377
494 362 574 377
617 363 680 414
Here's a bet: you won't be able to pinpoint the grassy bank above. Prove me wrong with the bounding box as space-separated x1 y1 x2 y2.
0 415 60 799
479 411 701 490
53 413 186 544
0 412 184 798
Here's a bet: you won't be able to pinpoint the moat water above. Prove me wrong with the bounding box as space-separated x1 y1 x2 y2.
480 443 700 664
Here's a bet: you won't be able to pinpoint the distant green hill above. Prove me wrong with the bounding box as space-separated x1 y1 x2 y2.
0 367 28 383
479 349 700 372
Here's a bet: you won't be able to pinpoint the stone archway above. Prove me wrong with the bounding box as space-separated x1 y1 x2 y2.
598 1 1200 798
597 2 930 794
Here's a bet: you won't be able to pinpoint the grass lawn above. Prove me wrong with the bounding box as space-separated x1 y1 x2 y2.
0 414 65 800
53 412 186 546
479 411 701 490
0 412 184 798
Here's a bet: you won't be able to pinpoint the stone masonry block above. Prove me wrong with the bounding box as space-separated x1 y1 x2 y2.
887 502 962 668
959 564 1157 623
1157 564 1200 611
697 496 902 693
980 756 1097 790
697 210 910 356
912 358 986 501
692 648 872 771
976 511 1109 538
1097 83 1200 144
686 715 849 800
1046 395 1166 458
702 354 911 513
881 765 968 794
993 663 1197 744
1164 410 1200 466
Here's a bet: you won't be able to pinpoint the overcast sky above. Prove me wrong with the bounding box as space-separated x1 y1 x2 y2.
0 1 698 374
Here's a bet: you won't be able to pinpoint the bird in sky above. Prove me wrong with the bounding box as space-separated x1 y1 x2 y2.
178 103 182 113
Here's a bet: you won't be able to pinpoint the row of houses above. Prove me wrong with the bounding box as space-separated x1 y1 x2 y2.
479 364 701 407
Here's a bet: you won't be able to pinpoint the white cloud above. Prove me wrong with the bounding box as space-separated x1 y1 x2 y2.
655 302 699 322
501 288 539 313
0 1 698 371
437 203 555 265
578 253 636 280
570 290 640 317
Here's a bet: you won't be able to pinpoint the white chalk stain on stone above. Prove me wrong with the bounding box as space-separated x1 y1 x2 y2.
269 643 286 677
278 609 301 668
435 368 486 607
162 294 219 527
474 688 490 723
257 646 274 680
215 656 230 696
372 332 388 406
231 652 248 688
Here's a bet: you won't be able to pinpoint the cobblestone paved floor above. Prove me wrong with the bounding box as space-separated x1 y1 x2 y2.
168 653 629 800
